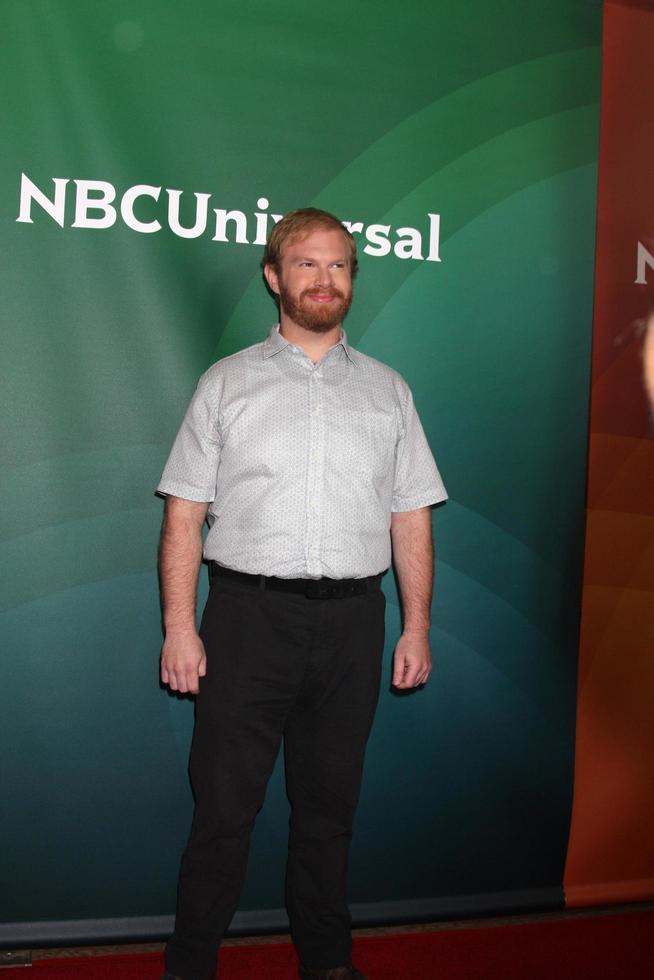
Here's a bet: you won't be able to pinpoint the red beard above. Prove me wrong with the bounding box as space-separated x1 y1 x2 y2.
278 283 352 333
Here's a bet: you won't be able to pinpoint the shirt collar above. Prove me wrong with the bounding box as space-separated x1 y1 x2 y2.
262 324 358 366
262 324 289 358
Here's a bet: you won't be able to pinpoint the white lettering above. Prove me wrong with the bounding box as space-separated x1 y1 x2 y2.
363 223 392 257
15 174 444 267
72 180 117 229
213 208 249 244
394 226 423 261
16 173 69 226
636 241 654 285
253 197 270 245
167 189 210 239
121 184 162 234
426 213 441 262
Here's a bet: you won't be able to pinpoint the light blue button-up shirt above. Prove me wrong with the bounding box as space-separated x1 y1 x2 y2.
157 326 447 578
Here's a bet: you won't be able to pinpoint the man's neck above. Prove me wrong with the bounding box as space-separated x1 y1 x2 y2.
279 318 342 364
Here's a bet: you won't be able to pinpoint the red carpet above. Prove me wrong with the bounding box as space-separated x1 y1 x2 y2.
4 910 653 979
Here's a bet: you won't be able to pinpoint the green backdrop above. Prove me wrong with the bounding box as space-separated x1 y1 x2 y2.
1 0 601 942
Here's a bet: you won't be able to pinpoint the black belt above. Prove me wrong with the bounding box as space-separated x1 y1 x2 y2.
210 562 382 599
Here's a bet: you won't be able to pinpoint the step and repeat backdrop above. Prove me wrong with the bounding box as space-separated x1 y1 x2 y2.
2 1 603 941
565 0 654 909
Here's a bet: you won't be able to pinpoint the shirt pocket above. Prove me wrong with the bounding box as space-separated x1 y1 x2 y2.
328 409 398 484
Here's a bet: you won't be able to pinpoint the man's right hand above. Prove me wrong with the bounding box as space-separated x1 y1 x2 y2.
161 629 207 694
158 495 209 694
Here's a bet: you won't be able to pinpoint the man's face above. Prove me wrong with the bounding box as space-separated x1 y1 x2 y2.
265 227 353 333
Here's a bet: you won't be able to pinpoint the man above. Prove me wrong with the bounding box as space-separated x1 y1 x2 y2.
158 208 447 980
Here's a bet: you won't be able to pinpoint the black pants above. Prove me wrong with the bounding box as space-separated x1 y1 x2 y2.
165 573 385 980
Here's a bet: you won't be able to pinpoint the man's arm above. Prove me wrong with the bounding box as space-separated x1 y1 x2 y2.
390 507 434 689
159 495 209 694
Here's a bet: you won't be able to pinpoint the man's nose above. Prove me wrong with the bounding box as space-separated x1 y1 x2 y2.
314 266 333 287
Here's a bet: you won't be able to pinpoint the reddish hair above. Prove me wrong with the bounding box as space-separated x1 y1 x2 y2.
262 207 358 278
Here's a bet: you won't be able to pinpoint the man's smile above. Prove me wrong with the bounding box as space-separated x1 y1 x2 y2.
304 288 342 303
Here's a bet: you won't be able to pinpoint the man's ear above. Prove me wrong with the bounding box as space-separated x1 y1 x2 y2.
264 263 280 296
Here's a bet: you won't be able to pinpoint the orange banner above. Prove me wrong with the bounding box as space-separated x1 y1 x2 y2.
564 0 654 906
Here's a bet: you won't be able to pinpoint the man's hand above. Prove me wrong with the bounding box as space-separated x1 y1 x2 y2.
158 495 209 694
161 628 207 694
390 507 435 690
392 629 432 689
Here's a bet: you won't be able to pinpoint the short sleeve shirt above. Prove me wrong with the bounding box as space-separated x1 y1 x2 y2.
157 325 447 578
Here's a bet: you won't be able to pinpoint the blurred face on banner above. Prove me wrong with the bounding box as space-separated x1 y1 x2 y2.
265 226 353 333
644 313 654 416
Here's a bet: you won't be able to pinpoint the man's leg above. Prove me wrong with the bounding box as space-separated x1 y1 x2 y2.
165 577 311 980
284 588 385 973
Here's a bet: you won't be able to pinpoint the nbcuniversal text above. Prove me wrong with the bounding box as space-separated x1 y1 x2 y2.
16 174 442 263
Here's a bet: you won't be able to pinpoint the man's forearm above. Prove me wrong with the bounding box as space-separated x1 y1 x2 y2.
389 507 434 688
159 496 208 634
390 507 434 632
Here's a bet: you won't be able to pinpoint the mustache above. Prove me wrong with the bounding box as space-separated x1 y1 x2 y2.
302 286 346 300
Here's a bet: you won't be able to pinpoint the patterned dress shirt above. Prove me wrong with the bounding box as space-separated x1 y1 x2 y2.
157 325 447 579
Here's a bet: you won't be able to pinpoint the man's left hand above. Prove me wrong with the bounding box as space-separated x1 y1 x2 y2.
392 631 432 689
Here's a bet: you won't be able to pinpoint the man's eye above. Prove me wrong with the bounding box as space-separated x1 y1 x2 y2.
300 261 314 267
